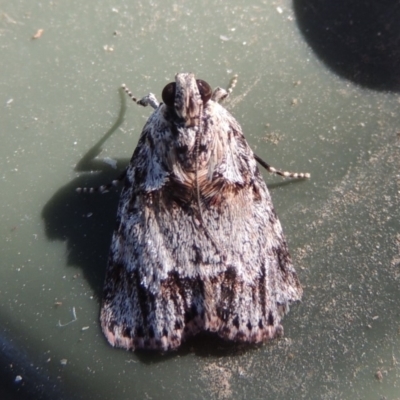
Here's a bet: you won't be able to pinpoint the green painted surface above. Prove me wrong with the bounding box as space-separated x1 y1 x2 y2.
1 1 399 398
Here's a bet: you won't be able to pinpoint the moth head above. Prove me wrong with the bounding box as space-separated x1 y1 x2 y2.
161 74 212 123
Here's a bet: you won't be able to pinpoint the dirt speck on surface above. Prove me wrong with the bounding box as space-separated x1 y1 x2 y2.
201 363 232 399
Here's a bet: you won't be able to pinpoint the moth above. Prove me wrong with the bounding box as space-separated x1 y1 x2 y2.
86 73 309 351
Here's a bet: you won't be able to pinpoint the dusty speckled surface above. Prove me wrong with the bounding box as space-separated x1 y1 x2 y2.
1 1 399 399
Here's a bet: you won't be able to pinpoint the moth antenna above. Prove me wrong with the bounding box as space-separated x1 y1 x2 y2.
121 84 137 103
226 74 238 96
254 154 311 179
76 169 127 194
211 74 238 103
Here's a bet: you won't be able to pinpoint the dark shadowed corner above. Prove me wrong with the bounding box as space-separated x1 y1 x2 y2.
293 0 400 91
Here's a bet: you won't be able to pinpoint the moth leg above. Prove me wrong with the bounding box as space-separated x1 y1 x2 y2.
121 84 160 109
137 93 159 109
254 153 311 179
122 84 159 109
211 74 238 103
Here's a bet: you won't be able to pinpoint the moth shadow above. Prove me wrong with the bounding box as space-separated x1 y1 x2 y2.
266 179 306 190
41 164 128 299
41 87 131 299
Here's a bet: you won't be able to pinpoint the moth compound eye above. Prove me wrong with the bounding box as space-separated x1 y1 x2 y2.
161 82 176 108
196 79 212 104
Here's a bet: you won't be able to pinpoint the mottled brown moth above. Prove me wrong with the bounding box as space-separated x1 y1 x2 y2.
85 73 309 351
